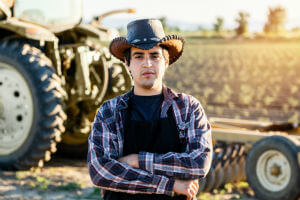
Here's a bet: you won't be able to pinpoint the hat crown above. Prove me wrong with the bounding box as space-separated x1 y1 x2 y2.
126 19 165 44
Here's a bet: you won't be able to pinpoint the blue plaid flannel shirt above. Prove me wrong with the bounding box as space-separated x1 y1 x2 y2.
88 86 212 196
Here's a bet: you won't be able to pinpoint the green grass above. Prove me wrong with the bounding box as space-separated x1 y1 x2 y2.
15 171 27 179
74 187 103 200
196 182 250 200
35 176 51 189
57 182 83 191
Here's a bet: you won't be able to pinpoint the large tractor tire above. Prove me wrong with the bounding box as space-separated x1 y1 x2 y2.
0 39 66 170
246 136 300 200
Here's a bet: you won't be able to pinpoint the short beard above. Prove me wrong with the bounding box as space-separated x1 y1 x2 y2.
140 80 155 89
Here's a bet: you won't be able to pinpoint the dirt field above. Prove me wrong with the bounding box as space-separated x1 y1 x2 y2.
3 39 299 200
0 156 98 200
165 40 300 122
0 155 257 200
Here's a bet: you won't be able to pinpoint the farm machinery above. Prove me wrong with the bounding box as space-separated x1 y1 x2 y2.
0 0 300 200
196 117 300 200
0 0 133 169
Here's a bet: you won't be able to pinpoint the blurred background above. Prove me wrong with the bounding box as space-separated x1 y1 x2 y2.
83 0 300 35
84 0 300 122
1 0 300 199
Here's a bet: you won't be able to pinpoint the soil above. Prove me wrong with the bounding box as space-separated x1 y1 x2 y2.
0 156 257 200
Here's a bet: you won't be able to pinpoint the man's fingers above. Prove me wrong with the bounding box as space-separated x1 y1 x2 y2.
188 181 198 194
191 183 198 194
194 179 199 187
189 187 196 196
187 188 193 200
173 179 199 199
188 188 196 199
192 180 199 190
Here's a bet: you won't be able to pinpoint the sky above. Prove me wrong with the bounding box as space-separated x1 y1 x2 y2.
83 0 300 32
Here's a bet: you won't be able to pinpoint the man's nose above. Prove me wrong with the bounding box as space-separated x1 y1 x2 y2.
143 56 152 67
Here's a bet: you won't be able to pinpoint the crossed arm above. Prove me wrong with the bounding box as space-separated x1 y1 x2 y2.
118 154 200 198
88 98 212 198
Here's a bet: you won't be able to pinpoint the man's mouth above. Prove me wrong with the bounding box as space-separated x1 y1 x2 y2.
142 71 155 76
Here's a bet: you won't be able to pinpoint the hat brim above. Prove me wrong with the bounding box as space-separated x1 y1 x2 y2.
109 35 184 65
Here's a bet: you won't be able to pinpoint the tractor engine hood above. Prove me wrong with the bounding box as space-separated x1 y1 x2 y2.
13 0 82 32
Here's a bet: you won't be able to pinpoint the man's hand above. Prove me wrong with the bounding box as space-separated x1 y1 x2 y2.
173 179 199 200
118 154 139 168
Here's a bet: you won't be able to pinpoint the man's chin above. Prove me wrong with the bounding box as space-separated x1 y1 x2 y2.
141 84 154 89
140 81 155 89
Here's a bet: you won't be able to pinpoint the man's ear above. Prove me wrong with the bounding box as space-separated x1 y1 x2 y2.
124 59 130 69
165 59 169 69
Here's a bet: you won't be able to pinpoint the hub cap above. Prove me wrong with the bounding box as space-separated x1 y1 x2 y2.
0 62 34 155
256 149 291 192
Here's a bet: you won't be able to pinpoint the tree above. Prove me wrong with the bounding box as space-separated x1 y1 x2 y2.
197 25 204 31
235 12 250 36
214 17 224 34
264 6 287 33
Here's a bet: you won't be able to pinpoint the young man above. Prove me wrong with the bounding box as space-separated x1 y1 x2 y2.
88 19 212 200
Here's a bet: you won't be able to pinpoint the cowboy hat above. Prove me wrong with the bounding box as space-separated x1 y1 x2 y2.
109 19 184 65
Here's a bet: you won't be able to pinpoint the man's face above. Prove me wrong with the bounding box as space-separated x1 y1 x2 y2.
126 46 168 90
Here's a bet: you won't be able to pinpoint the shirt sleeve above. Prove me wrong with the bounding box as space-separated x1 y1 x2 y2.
87 102 175 195
138 95 213 180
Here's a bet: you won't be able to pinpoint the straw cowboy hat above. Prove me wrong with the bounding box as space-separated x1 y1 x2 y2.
109 19 184 65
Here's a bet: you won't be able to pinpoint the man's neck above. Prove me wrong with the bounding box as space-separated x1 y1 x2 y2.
133 85 163 96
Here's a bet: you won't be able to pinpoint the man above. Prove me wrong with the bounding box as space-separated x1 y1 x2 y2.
88 19 212 200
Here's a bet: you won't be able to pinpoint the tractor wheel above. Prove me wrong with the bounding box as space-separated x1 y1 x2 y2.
0 39 65 170
246 136 300 200
103 60 132 101
57 52 110 158
57 58 131 159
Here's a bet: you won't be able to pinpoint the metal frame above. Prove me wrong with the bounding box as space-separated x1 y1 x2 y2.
211 117 300 147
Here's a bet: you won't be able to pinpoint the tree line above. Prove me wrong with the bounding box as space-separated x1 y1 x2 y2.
160 6 289 36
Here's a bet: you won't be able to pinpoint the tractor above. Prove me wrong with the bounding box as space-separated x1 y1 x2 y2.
1 1 300 200
0 0 133 169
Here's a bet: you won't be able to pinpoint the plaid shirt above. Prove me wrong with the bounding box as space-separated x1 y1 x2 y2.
88 86 212 196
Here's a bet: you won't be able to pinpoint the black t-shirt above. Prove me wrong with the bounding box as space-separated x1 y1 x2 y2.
130 93 163 121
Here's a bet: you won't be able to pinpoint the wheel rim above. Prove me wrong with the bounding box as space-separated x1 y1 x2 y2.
0 62 34 155
256 149 291 192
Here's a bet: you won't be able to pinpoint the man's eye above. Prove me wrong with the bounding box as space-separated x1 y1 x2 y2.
134 55 143 59
151 55 160 59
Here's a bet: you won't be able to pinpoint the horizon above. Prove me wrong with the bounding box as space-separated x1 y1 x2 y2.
83 0 300 32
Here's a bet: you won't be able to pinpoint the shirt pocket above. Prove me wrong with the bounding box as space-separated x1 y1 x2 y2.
177 122 191 152
177 121 192 137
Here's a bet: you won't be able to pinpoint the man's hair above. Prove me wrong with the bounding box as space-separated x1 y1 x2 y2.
124 45 169 66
